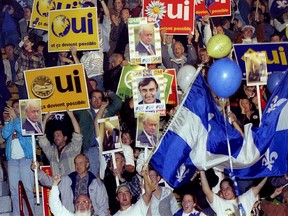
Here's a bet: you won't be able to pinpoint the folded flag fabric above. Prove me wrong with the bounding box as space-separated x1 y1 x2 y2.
150 71 288 187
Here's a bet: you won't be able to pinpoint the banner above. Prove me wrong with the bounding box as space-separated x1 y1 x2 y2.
48 7 99 52
143 0 195 34
195 0 231 17
30 0 82 31
24 64 90 113
234 42 288 77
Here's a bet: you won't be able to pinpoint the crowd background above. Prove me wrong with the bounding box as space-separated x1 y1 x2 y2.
0 0 288 215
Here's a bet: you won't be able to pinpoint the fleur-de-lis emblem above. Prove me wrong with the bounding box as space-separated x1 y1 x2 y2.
262 148 278 171
276 0 288 9
176 163 189 183
266 95 287 113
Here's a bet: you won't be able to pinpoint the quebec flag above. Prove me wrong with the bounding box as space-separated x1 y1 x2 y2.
268 0 288 18
150 71 288 187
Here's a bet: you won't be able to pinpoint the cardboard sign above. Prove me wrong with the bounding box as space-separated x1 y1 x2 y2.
30 0 83 30
48 7 99 52
195 0 231 17
24 64 90 113
234 42 288 77
128 17 162 64
143 0 195 34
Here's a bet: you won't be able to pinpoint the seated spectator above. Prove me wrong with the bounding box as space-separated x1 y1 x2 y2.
200 171 267 215
174 193 207 216
114 166 152 215
38 111 82 175
147 167 180 215
49 175 94 216
35 153 109 215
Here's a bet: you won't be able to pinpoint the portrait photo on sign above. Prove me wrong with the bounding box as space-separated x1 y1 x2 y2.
98 116 122 154
132 72 166 115
128 17 161 64
20 99 43 136
136 112 160 148
244 51 268 86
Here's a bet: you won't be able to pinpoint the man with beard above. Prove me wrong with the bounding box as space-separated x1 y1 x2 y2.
49 175 94 216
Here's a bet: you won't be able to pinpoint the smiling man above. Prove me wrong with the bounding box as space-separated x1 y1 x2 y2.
138 77 161 104
137 113 159 147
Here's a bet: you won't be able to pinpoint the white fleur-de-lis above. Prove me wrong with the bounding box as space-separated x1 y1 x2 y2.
262 148 278 171
276 0 288 9
266 95 287 113
176 163 189 183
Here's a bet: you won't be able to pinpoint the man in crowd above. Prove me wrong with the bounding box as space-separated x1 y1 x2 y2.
38 111 82 175
114 166 153 215
49 175 94 216
37 154 109 215
137 113 159 147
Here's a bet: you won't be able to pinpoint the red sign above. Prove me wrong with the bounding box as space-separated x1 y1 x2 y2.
143 0 195 35
40 166 52 216
165 69 178 106
195 0 231 17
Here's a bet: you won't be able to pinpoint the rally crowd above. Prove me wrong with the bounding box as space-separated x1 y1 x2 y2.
0 0 288 215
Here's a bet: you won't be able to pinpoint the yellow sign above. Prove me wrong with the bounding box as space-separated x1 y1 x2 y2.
48 7 99 52
30 0 83 31
24 64 90 113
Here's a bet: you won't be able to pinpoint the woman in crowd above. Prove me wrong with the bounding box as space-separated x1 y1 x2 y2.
174 193 207 216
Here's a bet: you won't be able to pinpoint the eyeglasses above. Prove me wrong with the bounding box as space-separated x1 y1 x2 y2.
75 200 90 206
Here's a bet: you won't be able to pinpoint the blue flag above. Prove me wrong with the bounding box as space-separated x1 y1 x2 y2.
230 70 288 178
150 73 243 187
150 71 288 187
269 0 288 18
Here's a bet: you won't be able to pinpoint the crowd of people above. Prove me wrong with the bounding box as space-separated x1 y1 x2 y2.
0 0 288 215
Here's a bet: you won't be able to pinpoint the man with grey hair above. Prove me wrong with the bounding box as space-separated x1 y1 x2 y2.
135 24 156 55
137 113 159 147
22 100 43 134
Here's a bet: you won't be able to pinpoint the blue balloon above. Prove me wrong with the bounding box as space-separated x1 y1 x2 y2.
208 58 242 98
267 72 284 93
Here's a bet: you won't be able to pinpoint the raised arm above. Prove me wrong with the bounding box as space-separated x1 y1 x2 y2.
67 110 81 134
252 177 267 196
200 170 214 203
142 166 153 205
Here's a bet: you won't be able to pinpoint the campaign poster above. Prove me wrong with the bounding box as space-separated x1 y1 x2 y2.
244 51 268 86
234 42 288 77
132 69 166 116
48 7 99 52
195 0 231 17
30 0 82 30
116 64 146 101
128 17 162 65
97 116 122 154
19 99 43 136
143 0 195 34
136 112 160 148
24 64 90 113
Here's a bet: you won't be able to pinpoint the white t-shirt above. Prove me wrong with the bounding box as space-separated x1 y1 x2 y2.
11 137 25 159
208 188 257 216
113 197 148 216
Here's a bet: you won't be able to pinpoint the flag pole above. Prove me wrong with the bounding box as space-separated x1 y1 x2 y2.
111 152 120 186
31 134 40 204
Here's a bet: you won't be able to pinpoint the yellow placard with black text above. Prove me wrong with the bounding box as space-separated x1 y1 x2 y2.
48 7 99 52
30 0 83 31
24 64 90 113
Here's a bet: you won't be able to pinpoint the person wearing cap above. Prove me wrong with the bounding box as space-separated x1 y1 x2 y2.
242 25 257 44
114 166 153 215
